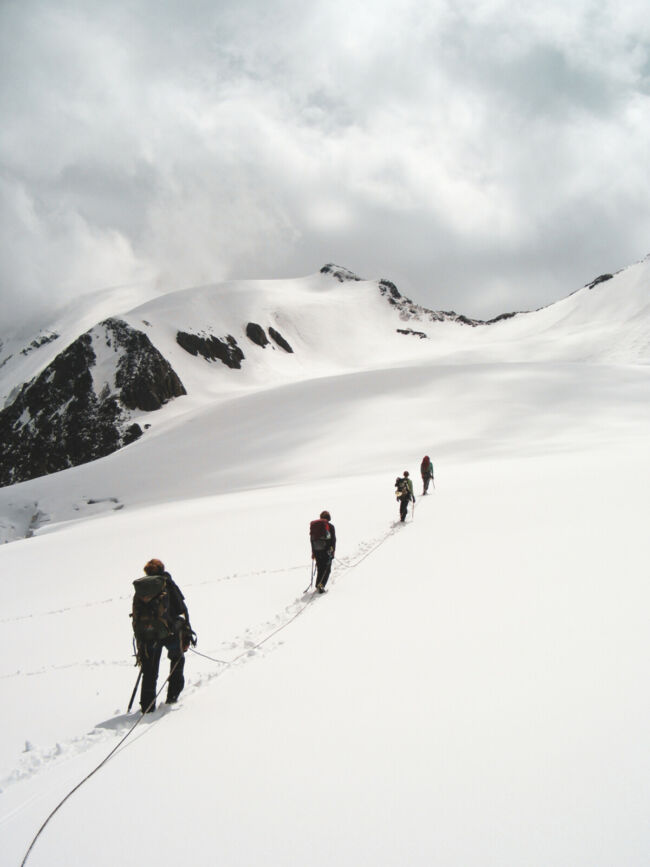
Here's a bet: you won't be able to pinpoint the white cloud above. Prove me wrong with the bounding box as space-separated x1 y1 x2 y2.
1 0 649 325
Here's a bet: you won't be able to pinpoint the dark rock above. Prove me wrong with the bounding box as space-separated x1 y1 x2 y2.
0 319 186 487
0 334 114 486
176 331 245 369
20 332 59 356
320 264 362 282
106 319 186 410
587 274 613 290
397 328 428 339
379 279 401 300
485 311 519 324
268 327 293 353
379 276 522 328
122 423 143 445
246 322 269 348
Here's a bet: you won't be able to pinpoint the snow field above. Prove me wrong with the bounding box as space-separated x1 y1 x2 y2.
1 261 649 865
2 445 648 866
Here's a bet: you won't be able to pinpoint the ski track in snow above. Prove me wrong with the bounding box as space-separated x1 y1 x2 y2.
0 515 412 793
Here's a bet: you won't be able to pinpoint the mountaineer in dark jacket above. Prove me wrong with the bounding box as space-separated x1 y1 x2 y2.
131 558 196 713
395 471 415 522
310 510 336 593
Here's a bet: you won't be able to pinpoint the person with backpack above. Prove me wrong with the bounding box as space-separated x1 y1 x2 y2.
395 471 415 522
310 510 336 593
131 558 196 714
420 455 434 494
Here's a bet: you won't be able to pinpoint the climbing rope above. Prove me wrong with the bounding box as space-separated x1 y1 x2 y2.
20 516 406 864
19 592 321 865
188 647 229 665
20 656 183 866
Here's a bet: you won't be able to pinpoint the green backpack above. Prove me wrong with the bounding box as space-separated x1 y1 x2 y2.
131 575 172 643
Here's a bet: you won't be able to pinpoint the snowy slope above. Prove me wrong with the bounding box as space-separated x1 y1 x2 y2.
0 261 649 866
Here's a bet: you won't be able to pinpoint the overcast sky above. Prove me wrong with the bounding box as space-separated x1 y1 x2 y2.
1 0 649 327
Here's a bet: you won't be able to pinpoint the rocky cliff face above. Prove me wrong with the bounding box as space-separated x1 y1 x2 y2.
0 318 186 487
0 307 301 487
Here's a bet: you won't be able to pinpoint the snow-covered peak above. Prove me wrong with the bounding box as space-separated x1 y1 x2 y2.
1 257 648 489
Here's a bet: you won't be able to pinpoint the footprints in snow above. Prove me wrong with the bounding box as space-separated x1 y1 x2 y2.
2 522 400 791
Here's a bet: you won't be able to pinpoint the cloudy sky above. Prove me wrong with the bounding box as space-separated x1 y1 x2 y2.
1 0 649 326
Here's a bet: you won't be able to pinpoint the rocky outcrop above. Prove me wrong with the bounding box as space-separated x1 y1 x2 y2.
320 265 520 328
246 323 270 348
106 319 186 410
176 331 245 368
320 264 362 283
379 277 520 328
0 319 186 487
245 323 294 353
20 332 59 356
587 274 613 290
269 327 293 353
397 328 427 339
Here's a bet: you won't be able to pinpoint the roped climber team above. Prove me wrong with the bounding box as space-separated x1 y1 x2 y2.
129 453 434 713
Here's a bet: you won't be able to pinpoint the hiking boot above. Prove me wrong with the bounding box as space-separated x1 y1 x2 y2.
141 703 156 714
166 696 178 705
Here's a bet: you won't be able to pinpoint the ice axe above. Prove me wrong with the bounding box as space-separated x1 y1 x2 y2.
127 669 142 713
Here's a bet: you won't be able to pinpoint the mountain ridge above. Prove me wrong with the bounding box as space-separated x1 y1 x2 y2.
0 258 648 488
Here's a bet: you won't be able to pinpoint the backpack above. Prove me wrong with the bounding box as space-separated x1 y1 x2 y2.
395 477 410 498
420 457 431 475
310 518 331 552
131 575 172 643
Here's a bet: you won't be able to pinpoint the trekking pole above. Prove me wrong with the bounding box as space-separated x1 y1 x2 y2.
304 559 316 593
127 669 142 713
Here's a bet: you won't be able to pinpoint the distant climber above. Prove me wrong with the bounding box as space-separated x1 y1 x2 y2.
131 558 196 713
310 510 336 593
420 455 434 494
395 471 415 522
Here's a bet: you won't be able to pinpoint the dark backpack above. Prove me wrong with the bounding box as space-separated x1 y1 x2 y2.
132 575 172 643
395 477 409 497
310 519 331 552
